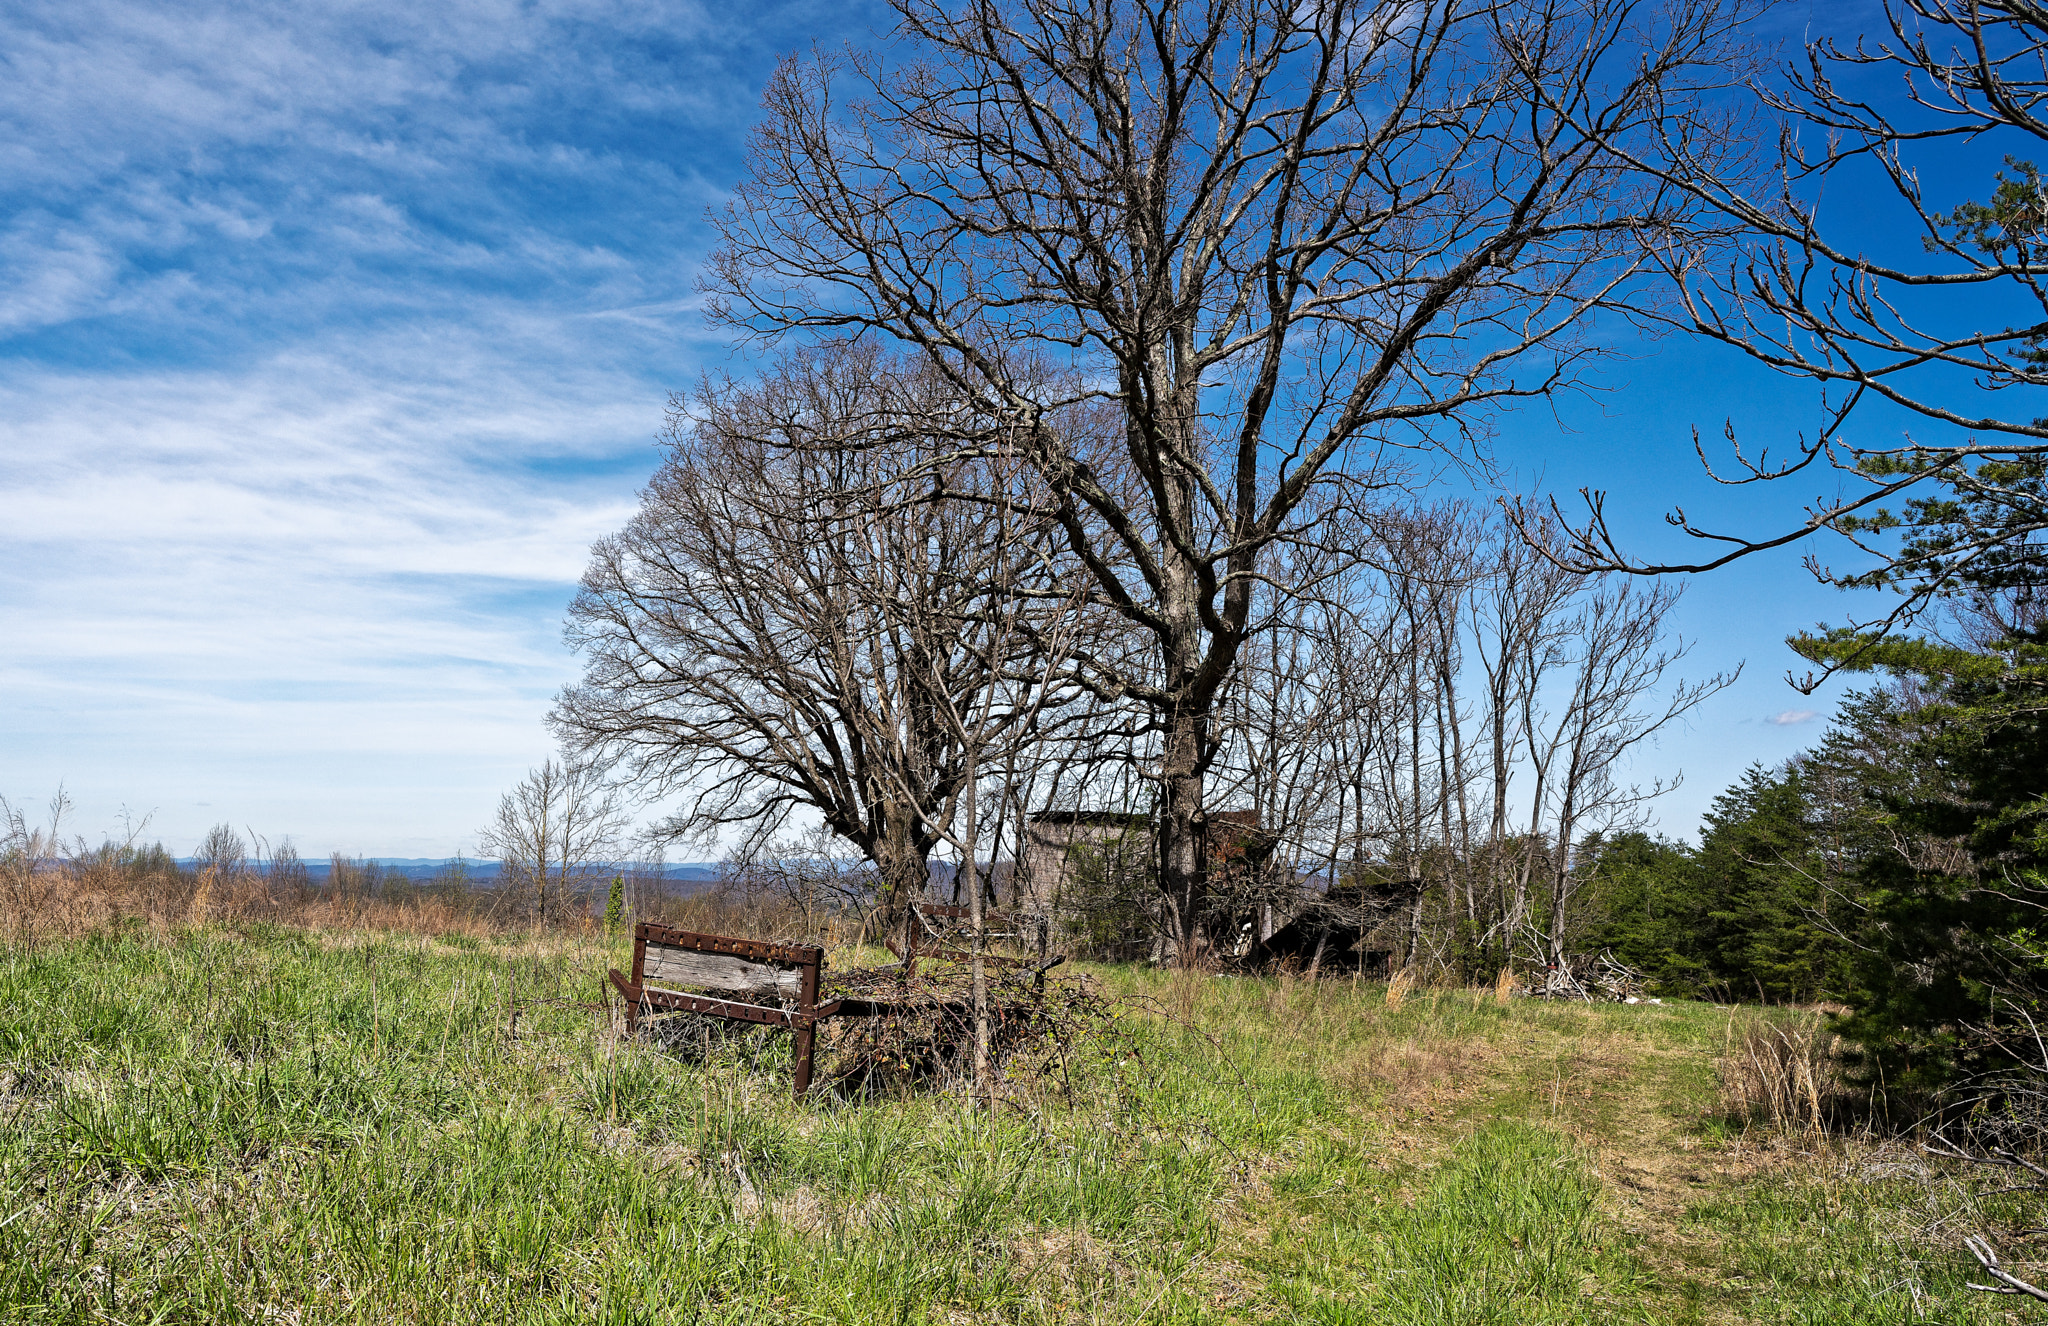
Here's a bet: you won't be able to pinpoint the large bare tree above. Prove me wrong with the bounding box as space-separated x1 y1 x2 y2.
706 0 1752 956
552 344 1089 907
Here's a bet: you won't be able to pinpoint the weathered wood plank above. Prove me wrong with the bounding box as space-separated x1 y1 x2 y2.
643 944 800 995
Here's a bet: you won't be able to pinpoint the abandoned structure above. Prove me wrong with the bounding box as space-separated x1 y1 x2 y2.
1007 805 1425 970
1017 809 1326 962
1242 875 1425 974
1018 810 1275 910
1016 810 1149 915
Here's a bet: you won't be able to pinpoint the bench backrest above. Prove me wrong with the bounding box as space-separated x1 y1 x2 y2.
629 922 821 1002
614 923 829 1098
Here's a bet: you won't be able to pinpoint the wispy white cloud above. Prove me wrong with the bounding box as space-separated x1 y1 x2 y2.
0 326 660 852
0 222 119 332
1766 709 1819 727
0 0 784 361
0 0 870 854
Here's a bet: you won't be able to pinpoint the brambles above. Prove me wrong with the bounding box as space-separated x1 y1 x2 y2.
815 965 1117 1098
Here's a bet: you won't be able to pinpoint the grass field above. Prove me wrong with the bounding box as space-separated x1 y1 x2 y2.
0 921 2036 1323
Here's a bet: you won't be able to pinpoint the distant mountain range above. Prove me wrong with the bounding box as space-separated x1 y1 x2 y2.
171 858 726 885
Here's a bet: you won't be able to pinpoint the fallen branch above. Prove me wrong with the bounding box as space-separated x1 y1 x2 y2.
1965 1234 2048 1303
1925 1132 2048 1185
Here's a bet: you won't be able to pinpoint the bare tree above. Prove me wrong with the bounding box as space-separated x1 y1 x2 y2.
195 823 247 879
477 758 629 924
553 343 1093 912
708 0 1751 957
1206 506 1405 946
1518 577 1733 962
268 839 310 894
725 824 879 939
1210 504 1730 976
0 790 71 941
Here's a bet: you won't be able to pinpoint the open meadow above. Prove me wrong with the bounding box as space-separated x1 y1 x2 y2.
0 916 2033 1325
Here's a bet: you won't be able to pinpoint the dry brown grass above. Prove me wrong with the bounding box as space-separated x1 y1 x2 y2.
1717 1009 1847 1134
1335 1033 1506 1119
0 854 844 951
1202 975 1527 1124
0 859 482 947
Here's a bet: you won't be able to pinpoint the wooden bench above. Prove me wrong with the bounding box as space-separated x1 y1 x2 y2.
608 919 1066 1098
608 923 829 1097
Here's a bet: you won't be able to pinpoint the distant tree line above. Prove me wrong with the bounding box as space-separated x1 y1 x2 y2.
1565 526 2048 1103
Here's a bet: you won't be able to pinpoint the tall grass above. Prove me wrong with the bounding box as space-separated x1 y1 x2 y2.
0 922 1669 1323
0 908 2026 1323
1717 1010 1847 1134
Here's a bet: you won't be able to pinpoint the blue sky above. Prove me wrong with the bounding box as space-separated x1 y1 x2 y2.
0 0 2007 858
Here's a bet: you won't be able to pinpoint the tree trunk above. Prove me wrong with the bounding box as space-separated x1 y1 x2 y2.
1158 704 1207 966
873 831 929 952
963 764 989 1099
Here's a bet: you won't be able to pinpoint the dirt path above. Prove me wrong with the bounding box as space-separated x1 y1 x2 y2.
1552 1032 1751 1315
1352 1004 1770 1321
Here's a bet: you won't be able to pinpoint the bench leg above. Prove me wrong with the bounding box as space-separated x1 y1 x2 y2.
792 954 821 1099
792 1023 816 1098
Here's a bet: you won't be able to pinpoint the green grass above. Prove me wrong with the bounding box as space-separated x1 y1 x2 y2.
0 925 2033 1322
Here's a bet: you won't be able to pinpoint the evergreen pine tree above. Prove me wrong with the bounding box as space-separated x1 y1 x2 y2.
1577 832 1708 993
1798 628 2048 1090
1691 765 1851 1003
604 874 625 932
